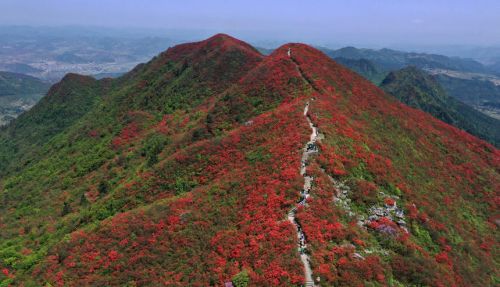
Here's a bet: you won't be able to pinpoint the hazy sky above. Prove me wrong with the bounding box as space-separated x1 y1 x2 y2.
1 0 499 47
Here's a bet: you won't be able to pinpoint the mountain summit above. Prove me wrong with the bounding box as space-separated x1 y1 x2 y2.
0 35 498 286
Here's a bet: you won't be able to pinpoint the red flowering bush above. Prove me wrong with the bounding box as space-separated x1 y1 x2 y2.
0 35 496 287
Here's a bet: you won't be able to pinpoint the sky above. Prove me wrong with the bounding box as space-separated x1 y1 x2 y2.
1 0 499 47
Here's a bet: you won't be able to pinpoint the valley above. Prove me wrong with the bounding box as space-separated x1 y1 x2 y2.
0 27 175 82
0 70 50 126
0 94 42 125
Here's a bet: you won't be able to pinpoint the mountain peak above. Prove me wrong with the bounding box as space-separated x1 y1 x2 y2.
59 72 95 83
204 33 242 44
203 33 263 56
163 33 262 63
131 34 264 93
1 34 498 287
274 42 328 58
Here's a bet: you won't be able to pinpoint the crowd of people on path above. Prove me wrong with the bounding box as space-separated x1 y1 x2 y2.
284 51 320 286
290 100 320 257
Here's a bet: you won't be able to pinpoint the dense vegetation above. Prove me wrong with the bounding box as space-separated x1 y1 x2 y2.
322 47 500 108
0 34 498 286
332 54 500 146
0 74 105 173
435 74 500 106
381 66 500 146
0 71 50 126
333 57 387 85
0 71 49 97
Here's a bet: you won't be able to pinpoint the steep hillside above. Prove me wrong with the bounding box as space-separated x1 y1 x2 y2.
0 71 49 97
0 35 498 287
435 74 500 106
381 66 500 146
321 47 500 125
333 57 387 85
0 73 106 173
0 71 50 126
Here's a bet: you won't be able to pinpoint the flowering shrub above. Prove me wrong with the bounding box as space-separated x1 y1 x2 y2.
0 35 496 287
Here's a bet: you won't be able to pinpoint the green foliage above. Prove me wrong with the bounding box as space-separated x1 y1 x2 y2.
0 71 50 97
141 133 169 166
232 270 250 287
98 181 109 195
436 74 500 106
79 193 89 206
172 176 198 195
0 74 103 175
0 278 14 287
61 201 72 216
245 147 271 164
0 34 496 286
410 222 440 253
334 57 388 85
381 66 500 146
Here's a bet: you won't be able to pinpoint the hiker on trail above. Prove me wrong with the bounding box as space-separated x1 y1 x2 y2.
288 47 291 57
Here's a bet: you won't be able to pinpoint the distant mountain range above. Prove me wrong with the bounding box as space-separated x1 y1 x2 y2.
0 71 49 96
0 26 176 82
0 71 50 126
380 66 500 146
321 46 494 74
488 59 500 74
326 46 500 140
434 74 500 105
332 57 388 85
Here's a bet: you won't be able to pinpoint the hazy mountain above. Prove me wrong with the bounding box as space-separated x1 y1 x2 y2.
333 57 388 84
434 74 500 118
322 46 500 122
487 59 500 75
381 66 500 146
322 46 489 73
0 71 49 96
0 71 50 125
0 26 176 82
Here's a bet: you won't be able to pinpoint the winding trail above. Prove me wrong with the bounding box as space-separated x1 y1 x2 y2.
283 48 321 286
287 100 319 287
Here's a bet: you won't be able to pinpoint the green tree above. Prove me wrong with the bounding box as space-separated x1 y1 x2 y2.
142 133 168 166
232 270 249 287
61 201 72 216
98 181 109 195
79 193 89 206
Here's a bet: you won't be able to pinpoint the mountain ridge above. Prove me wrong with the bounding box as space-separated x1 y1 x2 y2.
381 66 500 146
0 71 50 97
322 46 489 73
0 34 498 286
0 71 50 126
